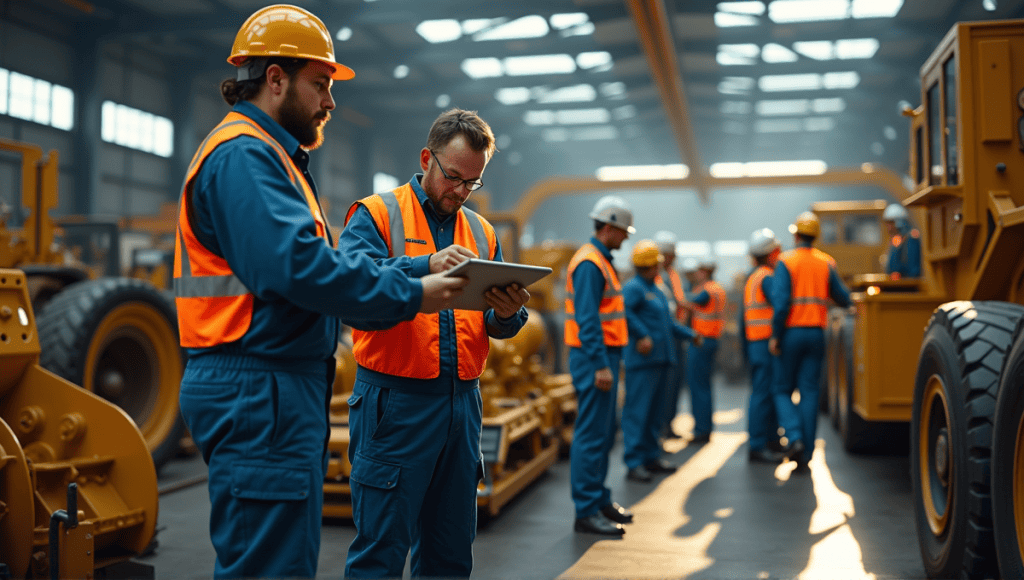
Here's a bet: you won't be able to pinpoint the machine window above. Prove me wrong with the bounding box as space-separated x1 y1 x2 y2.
819 217 839 244
944 56 958 186
844 214 882 246
927 82 942 185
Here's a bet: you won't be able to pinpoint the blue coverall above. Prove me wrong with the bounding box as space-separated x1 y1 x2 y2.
737 269 779 453
340 175 528 579
178 101 423 579
770 244 852 462
569 237 624 519
686 285 720 439
655 273 687 438
622 275 697 469
886 219 922 278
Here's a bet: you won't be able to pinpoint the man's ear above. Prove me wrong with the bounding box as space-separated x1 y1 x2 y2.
265 64 287 96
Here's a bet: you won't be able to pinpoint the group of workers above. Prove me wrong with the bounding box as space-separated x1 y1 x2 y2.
568 199 920 536
169 3 926 575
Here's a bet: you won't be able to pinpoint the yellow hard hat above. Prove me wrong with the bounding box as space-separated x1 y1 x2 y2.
228 4 355 81
632 240 664 268
789 211 821 238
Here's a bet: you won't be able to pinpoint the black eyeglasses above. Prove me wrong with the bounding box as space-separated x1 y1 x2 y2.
429 150 484 191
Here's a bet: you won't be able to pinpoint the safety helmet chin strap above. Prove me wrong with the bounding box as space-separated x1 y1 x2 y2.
236 57 269 81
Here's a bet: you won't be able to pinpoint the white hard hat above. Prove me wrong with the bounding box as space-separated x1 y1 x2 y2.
653 230 677 253
681 257 699 272
883 203 908 221
749 228 780 257
589 195 636 234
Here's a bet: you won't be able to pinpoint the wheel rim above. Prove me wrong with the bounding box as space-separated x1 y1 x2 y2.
920 374 952 536
1014 404 1024 563
82 302 182 453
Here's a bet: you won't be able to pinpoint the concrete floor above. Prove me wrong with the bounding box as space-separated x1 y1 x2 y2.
140 377 926 579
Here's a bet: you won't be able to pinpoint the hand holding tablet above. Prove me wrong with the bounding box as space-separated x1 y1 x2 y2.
443 259 553 311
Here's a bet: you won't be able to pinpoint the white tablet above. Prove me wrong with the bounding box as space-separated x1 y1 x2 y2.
443 259 553 311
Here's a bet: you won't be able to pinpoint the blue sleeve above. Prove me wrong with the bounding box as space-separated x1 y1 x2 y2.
905 236 922 278
672 321 697 341
737 296 747 356
339 204 431 278
623 282 651 340
770 262 792 340
687 289 711 305
194 139 421 322
885 243 898 275
572 261 612 369
828 266 852 308
484 238 529 338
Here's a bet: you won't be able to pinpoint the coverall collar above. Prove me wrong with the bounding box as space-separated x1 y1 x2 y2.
588 236 615 263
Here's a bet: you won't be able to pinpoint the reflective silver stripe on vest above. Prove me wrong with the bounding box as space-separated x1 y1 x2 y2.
378 190 407 257
565 310 626 322
566 288 621 302
746 319 771 327
792 297 828 306
461 207 490 259
174 274 250 298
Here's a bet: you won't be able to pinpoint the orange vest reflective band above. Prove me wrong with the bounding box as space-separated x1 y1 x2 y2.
344 184 497 380
781 247 832 328
173 111 329 348
692 280 726 338
564 244 628 348
656 269 687 323
744 266 773 341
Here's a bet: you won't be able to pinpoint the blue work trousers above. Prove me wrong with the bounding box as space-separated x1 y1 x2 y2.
687 337 719 437
660 340 686 435
746 339 778 451
569 347 622 519
178 354 333 579
773 327 825 461
622 364 669 469
344 382 483 579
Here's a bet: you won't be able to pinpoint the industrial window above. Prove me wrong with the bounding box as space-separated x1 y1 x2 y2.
101 100 173 158
943 56 958 186
0 67 75 130
926 82 942 185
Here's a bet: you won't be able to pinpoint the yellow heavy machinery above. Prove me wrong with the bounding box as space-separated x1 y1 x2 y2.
0 138 185 470
817 19 1024 578
812 199 892 282
0 268 158 578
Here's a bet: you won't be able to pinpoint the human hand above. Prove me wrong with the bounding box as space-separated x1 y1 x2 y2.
429 245 477 273
636 337 653 355
485 284 530 319
594 367 613 391
768 337 780 356
419 272 467 313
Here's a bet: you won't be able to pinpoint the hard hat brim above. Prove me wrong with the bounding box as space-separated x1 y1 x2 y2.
327 61 355 81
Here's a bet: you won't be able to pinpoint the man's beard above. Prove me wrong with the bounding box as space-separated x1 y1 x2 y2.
279 85 329 150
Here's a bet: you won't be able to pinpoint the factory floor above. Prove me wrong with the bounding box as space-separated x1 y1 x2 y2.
142 376 925 579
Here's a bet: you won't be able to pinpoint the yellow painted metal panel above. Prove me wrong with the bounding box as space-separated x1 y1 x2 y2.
978 39 1013 142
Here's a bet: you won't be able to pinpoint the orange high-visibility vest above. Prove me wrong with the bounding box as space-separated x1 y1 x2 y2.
564 243 628 348
656 269 687 323
743 266 773 341
174 111 329 348
780 247 833 328
691 280 726 338
345 183 497 380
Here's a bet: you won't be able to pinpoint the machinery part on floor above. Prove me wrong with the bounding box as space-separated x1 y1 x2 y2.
910 302 1024 579
991 316 1024 577
322 339 357 519
34 277 185 470
0 268 158 579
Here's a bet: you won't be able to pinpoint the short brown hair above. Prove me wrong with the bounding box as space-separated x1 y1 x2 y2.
426 108 497 159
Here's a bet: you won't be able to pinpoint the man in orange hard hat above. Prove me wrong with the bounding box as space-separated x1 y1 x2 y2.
175 6 464 578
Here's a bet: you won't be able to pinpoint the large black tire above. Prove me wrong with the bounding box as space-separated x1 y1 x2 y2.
992 314 1024 578
35 277 186 471
910 301 1024 579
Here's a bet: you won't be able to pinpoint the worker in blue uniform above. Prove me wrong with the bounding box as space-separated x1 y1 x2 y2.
622 240 700 482
340 108 530 579
738 228 784 464
652 230 689 440
883 203 921 279
770 212 852 473
680 258 726 444
174 6 465 579
566 195 634 536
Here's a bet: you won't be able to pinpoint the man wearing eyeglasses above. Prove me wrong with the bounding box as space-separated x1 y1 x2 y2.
339 108 530 579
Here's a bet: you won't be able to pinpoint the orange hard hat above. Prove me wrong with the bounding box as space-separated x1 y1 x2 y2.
228 4 355 81
632 240 664 268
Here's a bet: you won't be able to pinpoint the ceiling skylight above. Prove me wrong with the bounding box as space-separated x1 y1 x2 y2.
720 100 753 114
495 87 531 106
550 13 595 37
755 118 803 132
836 38 880 59
766 0 903 22
851 0 903 18
462 19 498 34
505 54 576 76
461 58 503 79
572 126 619 140
719 76 755 95
823 71 860 89
525 111 556 125
717 1 766 14
756 99 809 116
804 117 835 131
335 27 353 41
536 84 597 104
793 41 834 60
710 160 827 177
612 105 637 120
758 72 859 92
416 19 462 43
473 15 549 41
813 97 846 112
600 82 627 99
596 164 689 181
577 52 613 71
557 108 610 124
717 44 759 66
762 44 798 63
714 1 765 27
